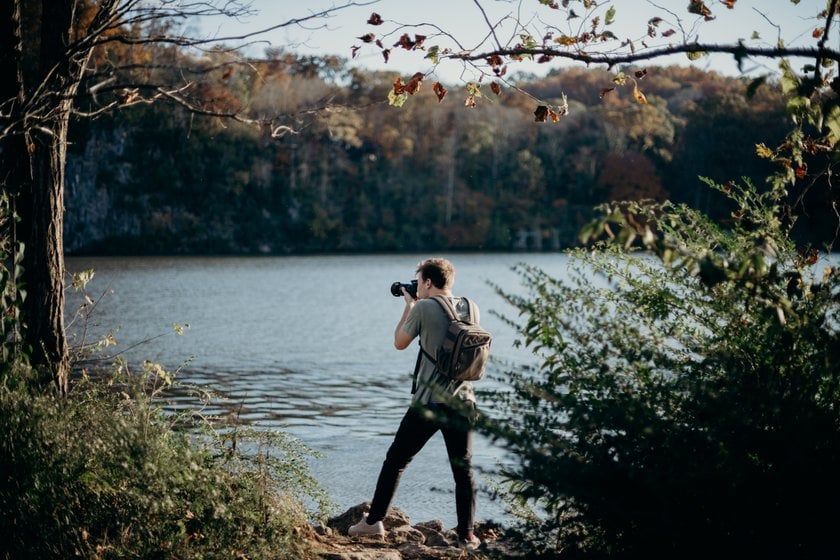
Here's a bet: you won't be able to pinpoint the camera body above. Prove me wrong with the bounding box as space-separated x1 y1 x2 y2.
390 279 418 299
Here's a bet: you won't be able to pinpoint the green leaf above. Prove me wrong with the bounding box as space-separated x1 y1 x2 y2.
425 45 440 64
387 90 408 107
72 269 95 291
605 6 616 25
466 82 483 98
780 64 799 95
825 104 840 147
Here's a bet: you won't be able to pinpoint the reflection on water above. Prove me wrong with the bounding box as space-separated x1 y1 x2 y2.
66 253 570 527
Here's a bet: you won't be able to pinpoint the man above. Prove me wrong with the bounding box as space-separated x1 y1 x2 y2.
348 258 481 550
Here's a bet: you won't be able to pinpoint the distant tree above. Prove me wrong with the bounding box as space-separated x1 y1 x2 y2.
356 0 839 190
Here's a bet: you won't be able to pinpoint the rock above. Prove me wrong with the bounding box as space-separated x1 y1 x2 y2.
328 502 412 536
387 524 425 545
318 551 402 560
313 507 519 559
412 520 450 547
311 520 332 536
397 542 463 559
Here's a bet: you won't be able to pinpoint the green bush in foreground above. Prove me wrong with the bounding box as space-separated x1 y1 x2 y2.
485 178 840 558
0 365 329 560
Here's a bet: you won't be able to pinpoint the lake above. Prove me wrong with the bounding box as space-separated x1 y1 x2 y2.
65 253 572 528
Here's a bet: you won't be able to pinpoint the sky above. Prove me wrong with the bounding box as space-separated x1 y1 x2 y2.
193 0 830 83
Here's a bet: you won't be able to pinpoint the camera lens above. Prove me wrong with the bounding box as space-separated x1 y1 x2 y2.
390 281 403 297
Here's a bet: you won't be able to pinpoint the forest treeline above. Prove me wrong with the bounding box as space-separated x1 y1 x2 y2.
64 47 830 255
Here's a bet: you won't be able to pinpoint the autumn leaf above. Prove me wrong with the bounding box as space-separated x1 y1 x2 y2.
723 0 736 7
394 33 415 50
554 35 578 46
534 105 549 122
746 75 767 99
795 164 808 179
357 33 375 43
688 0 712 18
367 12 383 25
465 95 476 108
404 72 424 94
382 49 391 63
633 84 648 103
662 29 676 37
351 45 361 58
490 82 501 96
433 82 447 102
599 87 615 98
813 27 825 38
635 69 648 79
392 76 406 95
755 143 774 158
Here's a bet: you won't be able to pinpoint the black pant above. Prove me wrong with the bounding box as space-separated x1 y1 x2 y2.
367 403 476 538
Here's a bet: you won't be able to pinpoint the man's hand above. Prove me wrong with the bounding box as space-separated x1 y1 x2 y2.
394 293 415 350
402 287 417 303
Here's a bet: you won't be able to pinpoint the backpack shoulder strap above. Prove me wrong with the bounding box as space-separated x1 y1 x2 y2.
461 297 477 324
430 295 458 322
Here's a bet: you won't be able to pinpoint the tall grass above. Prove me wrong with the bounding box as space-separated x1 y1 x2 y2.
0 361 331 560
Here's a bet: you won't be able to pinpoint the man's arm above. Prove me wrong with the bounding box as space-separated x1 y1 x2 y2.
394 292 416 350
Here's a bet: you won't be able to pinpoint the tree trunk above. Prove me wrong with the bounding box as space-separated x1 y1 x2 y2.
0 0 90 392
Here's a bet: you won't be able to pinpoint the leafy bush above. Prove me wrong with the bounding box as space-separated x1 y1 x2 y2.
0 192 30 385
0 363 330 559
485 179 840 558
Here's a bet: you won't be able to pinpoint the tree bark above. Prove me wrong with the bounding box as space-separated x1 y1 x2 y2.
0 0 90 392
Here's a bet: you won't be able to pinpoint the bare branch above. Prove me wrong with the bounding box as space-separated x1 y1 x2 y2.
452 42 840 70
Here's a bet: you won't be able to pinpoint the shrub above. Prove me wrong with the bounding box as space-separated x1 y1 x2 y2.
0 363 330 559
484 179 840 558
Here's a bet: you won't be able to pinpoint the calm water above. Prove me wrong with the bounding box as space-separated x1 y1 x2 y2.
65 253 571 528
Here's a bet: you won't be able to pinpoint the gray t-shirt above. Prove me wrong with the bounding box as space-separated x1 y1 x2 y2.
402 296 478 406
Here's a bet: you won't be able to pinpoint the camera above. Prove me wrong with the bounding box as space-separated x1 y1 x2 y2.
390 279 418 299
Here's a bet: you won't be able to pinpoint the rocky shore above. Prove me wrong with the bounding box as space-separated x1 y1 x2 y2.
305 502 522 560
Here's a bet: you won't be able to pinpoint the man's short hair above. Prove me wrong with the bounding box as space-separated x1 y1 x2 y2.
417 258 455 290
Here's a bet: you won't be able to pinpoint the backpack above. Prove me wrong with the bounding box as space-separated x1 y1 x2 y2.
420 296 492 382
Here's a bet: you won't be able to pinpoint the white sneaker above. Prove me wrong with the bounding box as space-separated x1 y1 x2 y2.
348 513 385 538
459 533 481 551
